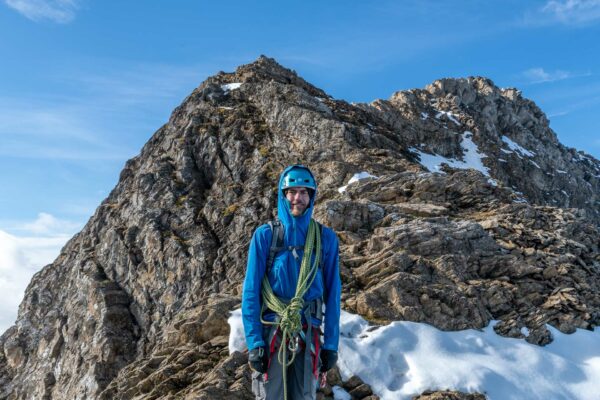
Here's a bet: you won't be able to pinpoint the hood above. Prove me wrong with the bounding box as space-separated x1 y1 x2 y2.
277 165 317 245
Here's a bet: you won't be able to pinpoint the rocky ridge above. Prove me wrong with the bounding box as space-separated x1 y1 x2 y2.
1 56 599 399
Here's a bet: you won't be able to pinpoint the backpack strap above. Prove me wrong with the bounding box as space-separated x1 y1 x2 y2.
316 221 326 302
317 221 324 271
266 219 325 285
266 219 284 274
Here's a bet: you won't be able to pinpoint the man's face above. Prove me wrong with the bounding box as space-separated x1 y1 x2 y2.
285 187 310 216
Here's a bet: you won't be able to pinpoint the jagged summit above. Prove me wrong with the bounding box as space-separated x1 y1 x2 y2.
1 57 599 400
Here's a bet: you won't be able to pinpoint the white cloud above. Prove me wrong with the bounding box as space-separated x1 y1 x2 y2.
542 0 600 25
0 101 103 143
547 110 570 117
520 67 590 84
4 0 79 23
21 212 81 234
0 214 80 333
0 98 137 161
71 63 204 105
0 61 210 161
523 0 600 26
523 68 571 83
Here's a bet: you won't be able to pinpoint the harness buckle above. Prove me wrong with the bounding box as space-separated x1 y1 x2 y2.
288 336 299 353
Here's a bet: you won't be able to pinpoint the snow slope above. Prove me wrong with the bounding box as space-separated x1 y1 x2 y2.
228 309 600 400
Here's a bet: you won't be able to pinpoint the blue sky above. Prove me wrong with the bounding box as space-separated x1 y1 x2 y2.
0 0 599 330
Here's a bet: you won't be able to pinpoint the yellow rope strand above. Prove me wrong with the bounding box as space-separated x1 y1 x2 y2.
260 219 321 400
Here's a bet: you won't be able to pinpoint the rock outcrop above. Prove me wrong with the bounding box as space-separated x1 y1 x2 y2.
1 56 598 399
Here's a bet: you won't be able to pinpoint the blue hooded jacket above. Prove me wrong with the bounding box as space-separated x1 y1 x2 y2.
242 165 341 351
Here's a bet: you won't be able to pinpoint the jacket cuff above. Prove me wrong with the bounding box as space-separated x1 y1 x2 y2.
321 343 338 351
247 340 266 351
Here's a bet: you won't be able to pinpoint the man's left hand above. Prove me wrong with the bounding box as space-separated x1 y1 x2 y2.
319 349 338 372
248 347 269 373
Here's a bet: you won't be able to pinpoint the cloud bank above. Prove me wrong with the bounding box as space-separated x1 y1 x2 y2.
520 67 590 84
542 0 600 25
523 0 600 26
0 213 80 333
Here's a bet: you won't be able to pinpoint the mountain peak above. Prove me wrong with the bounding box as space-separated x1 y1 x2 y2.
199 55 329 99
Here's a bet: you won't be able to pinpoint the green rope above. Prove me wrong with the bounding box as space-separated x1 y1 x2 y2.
260 218 321 400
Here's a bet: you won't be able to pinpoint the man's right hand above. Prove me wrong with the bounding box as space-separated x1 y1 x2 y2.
248 347 269 373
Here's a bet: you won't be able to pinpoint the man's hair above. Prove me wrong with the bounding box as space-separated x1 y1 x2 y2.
283 187 315 198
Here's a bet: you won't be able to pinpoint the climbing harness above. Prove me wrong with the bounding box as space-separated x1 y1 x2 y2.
260 218 322 400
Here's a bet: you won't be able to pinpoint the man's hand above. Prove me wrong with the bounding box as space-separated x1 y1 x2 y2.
248 347 269 373
319 349 338 372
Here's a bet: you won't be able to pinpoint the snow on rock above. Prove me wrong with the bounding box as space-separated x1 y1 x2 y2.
421 112 429 120
221 82 242 91
337 311 600 400
338 171 378 193
461 131 491 176
228 309 600 400
434 110 461 125
500 148 520 159
228 308 247 353
501 136 535 157
411 131 491 178
332 386 352 399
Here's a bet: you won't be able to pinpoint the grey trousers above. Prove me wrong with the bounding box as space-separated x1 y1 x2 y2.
251 348 319 400
252 327 320 400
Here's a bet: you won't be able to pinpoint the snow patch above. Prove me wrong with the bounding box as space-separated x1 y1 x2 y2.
228 309 600 400
333 386 352 399
500 148 518 157
221 82 242 92
338 172 378 193
501 136 535 157
228 309 247 353
421 112 429 120
435 110 461 125
513 191 529 204
557 170 567 174
530 160 541 169
411 131 491 177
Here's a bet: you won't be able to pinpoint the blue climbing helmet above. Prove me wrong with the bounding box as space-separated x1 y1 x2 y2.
281 165 317 192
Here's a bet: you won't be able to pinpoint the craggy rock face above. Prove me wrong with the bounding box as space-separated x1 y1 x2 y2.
1 56 598 399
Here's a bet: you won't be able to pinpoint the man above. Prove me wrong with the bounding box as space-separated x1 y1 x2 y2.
242 164 341 400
